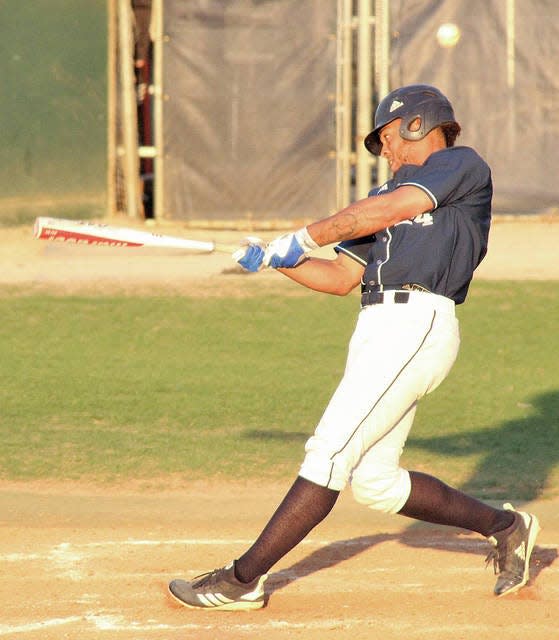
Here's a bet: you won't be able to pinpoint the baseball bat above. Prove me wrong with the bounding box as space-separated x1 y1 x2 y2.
33 217 237 254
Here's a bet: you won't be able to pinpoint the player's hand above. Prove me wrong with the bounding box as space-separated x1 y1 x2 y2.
263 227 319 269
232 236 266 272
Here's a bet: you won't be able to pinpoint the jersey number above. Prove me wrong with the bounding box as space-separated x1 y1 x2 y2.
396 212 434 227
413 212 434 226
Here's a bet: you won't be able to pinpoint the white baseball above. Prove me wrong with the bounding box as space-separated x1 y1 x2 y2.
436 23 461 48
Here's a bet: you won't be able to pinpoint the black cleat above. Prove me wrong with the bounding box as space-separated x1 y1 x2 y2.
486 503 540 597
169 562 267 611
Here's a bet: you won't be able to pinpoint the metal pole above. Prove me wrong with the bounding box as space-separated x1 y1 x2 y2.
117 0 141 218
151 0 164 219
506 0 516 90
506 0 516 153
355 0 373 200
374 0 390 186
106 0 117 216
336 0 353 210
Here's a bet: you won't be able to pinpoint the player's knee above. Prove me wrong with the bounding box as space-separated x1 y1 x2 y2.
351 467 411 514
299 448 352 491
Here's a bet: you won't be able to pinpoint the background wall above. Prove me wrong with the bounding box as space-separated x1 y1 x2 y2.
0 0 107 223
3 1 558 225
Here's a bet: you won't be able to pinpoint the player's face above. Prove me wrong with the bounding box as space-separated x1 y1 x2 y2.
378 119 416 172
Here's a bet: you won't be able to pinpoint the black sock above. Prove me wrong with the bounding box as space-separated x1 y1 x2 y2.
398 471 515 537
234 476 339 583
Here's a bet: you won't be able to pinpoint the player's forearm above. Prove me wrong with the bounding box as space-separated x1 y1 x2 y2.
304 197 391 247
277 258 360 296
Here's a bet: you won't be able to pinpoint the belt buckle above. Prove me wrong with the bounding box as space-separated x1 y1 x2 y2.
402 283 430 293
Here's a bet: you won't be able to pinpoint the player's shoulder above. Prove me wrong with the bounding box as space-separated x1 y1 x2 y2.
429 145 488 167
426 145 491 179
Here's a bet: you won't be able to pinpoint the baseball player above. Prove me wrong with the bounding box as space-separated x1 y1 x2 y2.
169 84 540 610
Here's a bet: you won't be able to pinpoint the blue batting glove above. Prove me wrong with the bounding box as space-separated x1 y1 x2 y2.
238 244 265 272
232 237 266 272
263 227 319 269
267 234 304 268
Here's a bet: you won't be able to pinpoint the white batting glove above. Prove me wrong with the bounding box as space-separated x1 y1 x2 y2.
232 236 267 272
263 227 319 269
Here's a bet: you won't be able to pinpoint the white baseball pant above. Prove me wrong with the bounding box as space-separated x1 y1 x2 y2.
299 291 460 514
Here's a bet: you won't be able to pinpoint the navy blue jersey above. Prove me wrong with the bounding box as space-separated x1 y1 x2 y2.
336 146 492 304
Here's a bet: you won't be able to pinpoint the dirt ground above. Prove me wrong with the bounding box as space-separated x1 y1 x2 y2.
1 218 558 639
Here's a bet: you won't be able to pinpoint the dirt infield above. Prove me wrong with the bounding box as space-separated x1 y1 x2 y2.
1 219 558 638
1 483 558 639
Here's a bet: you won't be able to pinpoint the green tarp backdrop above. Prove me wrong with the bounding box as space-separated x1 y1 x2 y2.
0 1 107 222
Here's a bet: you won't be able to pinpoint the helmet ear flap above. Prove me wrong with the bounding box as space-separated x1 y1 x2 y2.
400 114 425 141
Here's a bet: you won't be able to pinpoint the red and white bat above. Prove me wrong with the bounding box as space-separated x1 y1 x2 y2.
33 217 236 253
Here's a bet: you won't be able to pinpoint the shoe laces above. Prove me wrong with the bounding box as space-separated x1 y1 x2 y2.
485 547 500 575
485 513 521 575
191 568 224 589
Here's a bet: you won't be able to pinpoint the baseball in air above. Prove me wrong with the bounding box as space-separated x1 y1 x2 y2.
436 23 461 48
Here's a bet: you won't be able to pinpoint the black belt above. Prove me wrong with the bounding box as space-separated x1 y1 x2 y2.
361 290 410 306
360 284 430 307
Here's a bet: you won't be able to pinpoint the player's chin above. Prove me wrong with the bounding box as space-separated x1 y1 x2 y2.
382 156 396 171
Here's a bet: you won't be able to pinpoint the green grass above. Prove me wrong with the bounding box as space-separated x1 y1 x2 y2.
0 294 351 483
0 281 558 500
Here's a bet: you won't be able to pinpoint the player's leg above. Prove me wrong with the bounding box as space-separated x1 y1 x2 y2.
169 305 442 607
228 304 457 586
398 471 513 535
347 403 539 597
398 471 540 596
329 305 539 596
234 304 458 583
343 363 538 596
233 475 339 583
169 475 338 610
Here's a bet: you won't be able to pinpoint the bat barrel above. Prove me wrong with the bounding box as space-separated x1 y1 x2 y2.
33 217 238 254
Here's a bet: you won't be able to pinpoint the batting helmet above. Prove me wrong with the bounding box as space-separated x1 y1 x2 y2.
364 84 457 156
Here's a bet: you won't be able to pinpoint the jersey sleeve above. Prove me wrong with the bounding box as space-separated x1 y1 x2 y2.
334 235 374 266
397 146 492 209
